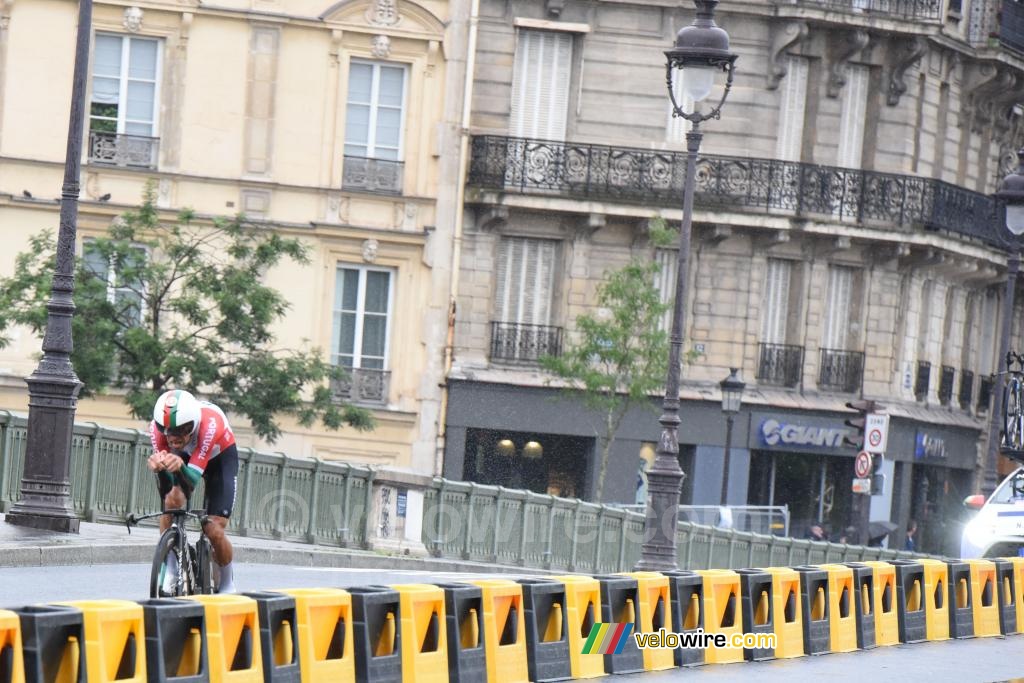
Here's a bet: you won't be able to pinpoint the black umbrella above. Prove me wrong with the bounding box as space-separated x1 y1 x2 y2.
868 520 898 545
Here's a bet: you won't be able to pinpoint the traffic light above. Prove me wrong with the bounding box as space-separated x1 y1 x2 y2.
842 399 877 449
871 452 885 496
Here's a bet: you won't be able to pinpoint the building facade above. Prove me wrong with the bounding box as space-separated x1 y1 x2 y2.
0 0 471 473
444 0 1024 554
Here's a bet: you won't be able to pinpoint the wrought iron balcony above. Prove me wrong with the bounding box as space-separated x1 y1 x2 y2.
469 135 1001 248
786 0 942 19
330 367 390 405
490 321 563 364
88 131 159 169
342 156 403 195
959 369 975 409
979 374 995 412
818 348 864 393
939 365 956 405
756 342 804 388
915 360 931 401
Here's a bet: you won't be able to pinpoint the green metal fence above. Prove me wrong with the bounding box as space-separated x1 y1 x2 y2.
0 411 929 570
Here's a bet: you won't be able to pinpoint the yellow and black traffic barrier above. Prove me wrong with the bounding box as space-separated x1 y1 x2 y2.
0 609 25 683
694 569 744 665
591 575 644 674
550 576 604 680
57 600 145 683
275 588 354 683
733 569 775 661
793 566 830 655
138 598 209 683
620 573 673 672
886 561 926 644
242 592 300 683
186 595 264 683
842 563 876 649
1004 556 1024 636
433 583 487 683
347 586 402 683
965 559 1002 637
947 561 974 639
469 579 529 683
661 571 705 667
860 562 899 647
761 567 803 659
913 559 950 642
516 579 571 682
816 564 857 653
11 604 86 683
392 584 448 683
994 559 1018 635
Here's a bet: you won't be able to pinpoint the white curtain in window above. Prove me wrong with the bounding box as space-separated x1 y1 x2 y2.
761 259 792 344
653 248 679 332
837 65 869 168
494 237 558 326
509 30 573 141
775 55 808 162
666 69 693 143
823 265 853 350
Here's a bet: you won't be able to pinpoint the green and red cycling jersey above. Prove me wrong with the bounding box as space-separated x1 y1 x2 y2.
149 402 236 488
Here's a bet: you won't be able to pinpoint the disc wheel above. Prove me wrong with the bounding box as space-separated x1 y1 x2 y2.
150 529 188 598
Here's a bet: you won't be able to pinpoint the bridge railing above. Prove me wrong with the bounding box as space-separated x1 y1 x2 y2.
0 411 930 570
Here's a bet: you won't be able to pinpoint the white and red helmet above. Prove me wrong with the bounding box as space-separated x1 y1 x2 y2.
153 389 202 436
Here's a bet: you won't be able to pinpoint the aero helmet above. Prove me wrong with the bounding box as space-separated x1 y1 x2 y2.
153 389 202 436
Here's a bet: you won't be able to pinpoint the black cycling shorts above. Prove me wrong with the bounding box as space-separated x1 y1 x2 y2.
157 444 239 519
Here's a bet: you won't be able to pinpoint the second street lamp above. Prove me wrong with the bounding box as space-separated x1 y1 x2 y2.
636 0 737 571
719 368 745 505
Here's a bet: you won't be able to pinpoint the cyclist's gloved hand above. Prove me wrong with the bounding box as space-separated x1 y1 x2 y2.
162 454 184 473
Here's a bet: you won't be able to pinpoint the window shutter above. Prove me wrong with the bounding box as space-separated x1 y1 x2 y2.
654 248 678 332
666 69 693 143
510 30 572 141
761 259 791 344
775 56 808 162
979 290 998 373
823 265 853 349
494 236 557 325
837 65 869 168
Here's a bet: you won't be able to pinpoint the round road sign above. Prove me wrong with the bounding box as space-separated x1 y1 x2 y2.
855 451 873 478
868 428 884 449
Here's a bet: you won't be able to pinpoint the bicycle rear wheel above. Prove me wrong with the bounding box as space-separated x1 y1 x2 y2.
150 529 188 598
195 536 216 594
1004 379 1024 452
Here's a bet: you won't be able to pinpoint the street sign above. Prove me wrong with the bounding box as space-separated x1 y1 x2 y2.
865 414 890 454
852 477 872 494
854 450 873 478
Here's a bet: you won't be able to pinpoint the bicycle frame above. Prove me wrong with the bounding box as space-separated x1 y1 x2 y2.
126 504 211 596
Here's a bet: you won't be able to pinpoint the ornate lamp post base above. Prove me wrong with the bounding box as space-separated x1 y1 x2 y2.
634 451 685 570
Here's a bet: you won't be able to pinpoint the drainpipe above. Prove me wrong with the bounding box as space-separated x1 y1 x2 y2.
435 0 480 476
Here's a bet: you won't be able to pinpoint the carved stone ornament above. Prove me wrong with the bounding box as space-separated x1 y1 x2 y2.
123 6 144 33
886 36 927 106
827 29 869 98
362 238 380 263
366 0 401 27
767 21 810 91
371 34 392 59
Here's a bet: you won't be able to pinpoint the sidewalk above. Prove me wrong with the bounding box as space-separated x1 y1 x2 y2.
0 513 549 575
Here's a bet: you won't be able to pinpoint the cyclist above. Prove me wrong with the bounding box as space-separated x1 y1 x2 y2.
147 389 238 594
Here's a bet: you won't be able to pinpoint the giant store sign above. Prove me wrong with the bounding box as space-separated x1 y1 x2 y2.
758 418 854 451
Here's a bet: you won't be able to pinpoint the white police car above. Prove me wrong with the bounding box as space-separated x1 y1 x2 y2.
961 467 1024 559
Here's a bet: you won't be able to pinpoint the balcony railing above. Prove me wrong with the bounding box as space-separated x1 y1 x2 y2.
818 349 864 393
1001 0 1024 54
757 342 804 388
959 369 975 409
915 360 931 401
469 135 1002 248
979 374 995 412
490 321 563 364
88 131 159 169
330 367 391 405
939 365 956 405
342 156 404 195
788 0 942 19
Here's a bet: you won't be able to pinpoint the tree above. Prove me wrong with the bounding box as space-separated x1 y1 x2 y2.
541 220 692 501
0 184 374 442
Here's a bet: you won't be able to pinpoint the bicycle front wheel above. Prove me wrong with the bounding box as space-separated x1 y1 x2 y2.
195 537 216 595
150 529 188 598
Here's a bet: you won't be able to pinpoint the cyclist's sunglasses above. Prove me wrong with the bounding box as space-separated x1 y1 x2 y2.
157 422 194 438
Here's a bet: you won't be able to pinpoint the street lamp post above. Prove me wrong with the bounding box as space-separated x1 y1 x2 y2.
636 0 737 571
719 368 745 505
986 149 1024 496
4 0 92 533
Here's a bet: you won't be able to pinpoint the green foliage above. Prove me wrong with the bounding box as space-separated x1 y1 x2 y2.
0 183 374 442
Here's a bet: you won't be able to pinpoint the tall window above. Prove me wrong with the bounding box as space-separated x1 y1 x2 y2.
653 248 679 332
332 265 394 369
493 237 558 326
823 265 854 349
82 239 146 327
509 29 573 141
775 55 808 162
666 69 693 143
761 259 793 344
837 65 869 168
344 61 406 160
90 34 160 136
